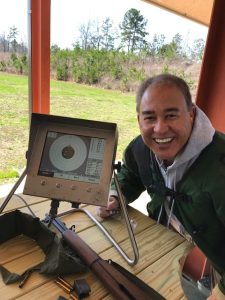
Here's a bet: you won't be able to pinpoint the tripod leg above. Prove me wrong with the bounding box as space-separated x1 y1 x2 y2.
0 168 27 214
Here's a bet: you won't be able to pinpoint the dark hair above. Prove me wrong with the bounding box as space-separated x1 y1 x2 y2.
136 74 193 112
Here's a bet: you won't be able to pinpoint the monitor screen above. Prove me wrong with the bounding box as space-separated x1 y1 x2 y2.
24 113 118 206
38 131 106 184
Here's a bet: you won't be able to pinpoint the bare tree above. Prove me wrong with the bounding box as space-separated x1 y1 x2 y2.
101 17 117 50
0 32 8 52
7 26 19 52
78 20 93 50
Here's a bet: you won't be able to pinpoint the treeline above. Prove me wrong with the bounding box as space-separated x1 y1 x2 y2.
0 9 205 91
51 48 197 92
0 25 28 74
0 25 27 53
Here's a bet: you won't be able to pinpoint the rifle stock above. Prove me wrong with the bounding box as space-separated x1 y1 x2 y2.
50 216 165 300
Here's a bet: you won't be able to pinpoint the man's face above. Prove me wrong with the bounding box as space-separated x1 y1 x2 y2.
138 83 195 165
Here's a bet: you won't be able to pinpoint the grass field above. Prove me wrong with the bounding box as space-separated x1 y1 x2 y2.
0 72 140 183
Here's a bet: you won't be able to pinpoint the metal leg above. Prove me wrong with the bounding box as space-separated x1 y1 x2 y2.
113 170 139 265
0 168 27 214
56 206 139 266
55 171 139 266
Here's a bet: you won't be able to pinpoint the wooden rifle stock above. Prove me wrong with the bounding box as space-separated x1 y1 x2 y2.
50 216 165 300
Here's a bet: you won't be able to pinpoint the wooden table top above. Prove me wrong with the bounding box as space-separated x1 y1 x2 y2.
0 193 193 300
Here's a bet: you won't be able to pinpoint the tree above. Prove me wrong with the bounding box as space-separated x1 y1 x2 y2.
51 44 61 54
17 39 28 54
171 33 183 57
89 20 102 50
191 38 205 61
77 20 93 50
75 18 117 51
101 17 117 50
148 34 166 56
7 26 19 52
0 33 8 52
155 33 184 60
120 8 148 53
10 52 28 74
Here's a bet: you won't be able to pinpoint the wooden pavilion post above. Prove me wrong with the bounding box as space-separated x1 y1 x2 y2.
28 0 51 115
196 0 225 132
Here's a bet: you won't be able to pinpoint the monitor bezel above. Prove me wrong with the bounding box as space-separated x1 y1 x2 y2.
23 113 118 207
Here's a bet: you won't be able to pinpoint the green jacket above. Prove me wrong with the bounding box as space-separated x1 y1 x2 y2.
114 132 225 293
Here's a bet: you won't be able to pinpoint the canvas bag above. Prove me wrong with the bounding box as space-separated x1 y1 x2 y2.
0 210 86 285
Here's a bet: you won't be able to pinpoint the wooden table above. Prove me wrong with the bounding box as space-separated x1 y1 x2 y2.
0 193 193 300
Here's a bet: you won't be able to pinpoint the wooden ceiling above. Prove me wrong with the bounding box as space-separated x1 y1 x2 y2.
142 0 214 26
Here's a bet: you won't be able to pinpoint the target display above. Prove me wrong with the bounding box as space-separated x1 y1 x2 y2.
23 113 118 206
38 131 105 184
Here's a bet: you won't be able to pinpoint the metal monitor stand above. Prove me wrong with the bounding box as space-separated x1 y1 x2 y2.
0 169 139 266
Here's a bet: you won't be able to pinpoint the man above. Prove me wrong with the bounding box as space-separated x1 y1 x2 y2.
98 74 225 299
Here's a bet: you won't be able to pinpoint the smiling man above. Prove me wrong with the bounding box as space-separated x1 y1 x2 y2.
98 74 225 299
137 76 195 166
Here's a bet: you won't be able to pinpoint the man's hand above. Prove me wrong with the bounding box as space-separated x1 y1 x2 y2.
97 196 120 218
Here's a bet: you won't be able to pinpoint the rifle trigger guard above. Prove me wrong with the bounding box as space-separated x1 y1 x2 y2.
70 224 76 231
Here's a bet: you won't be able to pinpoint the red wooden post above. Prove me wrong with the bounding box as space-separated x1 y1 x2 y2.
196 0 225 132
30 0 51 114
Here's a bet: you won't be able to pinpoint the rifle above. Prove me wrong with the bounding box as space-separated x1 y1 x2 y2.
46 215 165 300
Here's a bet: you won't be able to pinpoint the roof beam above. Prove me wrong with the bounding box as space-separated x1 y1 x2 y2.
142 0 213 26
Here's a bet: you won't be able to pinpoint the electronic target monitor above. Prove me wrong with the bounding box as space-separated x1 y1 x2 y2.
23 113 118 207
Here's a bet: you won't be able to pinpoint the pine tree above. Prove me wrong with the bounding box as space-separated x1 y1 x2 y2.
120 8 148 53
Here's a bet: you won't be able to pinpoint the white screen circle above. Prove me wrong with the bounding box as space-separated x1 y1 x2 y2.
49 135 87 171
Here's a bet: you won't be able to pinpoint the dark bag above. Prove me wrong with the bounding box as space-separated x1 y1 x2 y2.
0 210 86 285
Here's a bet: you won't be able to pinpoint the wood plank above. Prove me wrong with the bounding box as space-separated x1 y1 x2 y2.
0 200 96 232
15 280 69 300
0 196 191 299
0 206 153 263
0 235 39 264
1 193 153 235
0 250 46 299
0 194 48 213
100 224 188 274
0 224 190 300
134 242 192 300
0 251 102 300
5 241 191 300
0 204 150 266
102 242 192 300
74 208 156 254
14 273 109 300
1 193 88 218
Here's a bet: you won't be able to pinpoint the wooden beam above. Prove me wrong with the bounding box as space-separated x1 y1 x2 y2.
196 0 225 132
31 0 51 114
142 0 213 26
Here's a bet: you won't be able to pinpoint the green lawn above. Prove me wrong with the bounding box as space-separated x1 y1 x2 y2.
0 72 140 183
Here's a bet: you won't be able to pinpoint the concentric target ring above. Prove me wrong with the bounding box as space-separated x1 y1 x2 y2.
49 135 87 171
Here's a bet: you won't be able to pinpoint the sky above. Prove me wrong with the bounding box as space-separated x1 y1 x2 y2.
0 0 208 49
